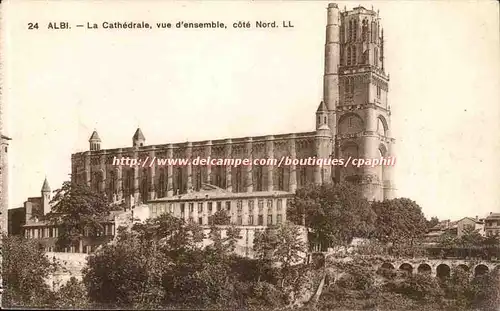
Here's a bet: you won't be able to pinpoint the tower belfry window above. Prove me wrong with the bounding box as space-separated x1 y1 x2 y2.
362 19 369 41
346 46 352 65
353 20 358 40
348 20 353 41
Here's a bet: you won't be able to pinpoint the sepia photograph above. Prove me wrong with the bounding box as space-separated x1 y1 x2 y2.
0 1 499 310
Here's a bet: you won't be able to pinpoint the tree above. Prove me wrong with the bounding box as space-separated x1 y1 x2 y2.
470 270 500 311
208 209 231 225
287 182 375 250
458 227 484 248
2 235 55 307
82 225 170 308
396 273 444 303
254 222 308 288
48 181 117 252
371 198 427 246
55 277 89 308
426 216 439 230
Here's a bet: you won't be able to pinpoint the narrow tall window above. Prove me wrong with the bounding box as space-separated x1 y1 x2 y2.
299 167 307 187
346 46 352 65
141 169 148 202
277 167 285 191
254 166 263 191
362 19 369 41
195 167 202 191
348 20 353 41
176 167 183 194
353 20 358 40
235 166 242 192
158 169 165 198
108 170 116 200
374 48 379 67
352 47 357 65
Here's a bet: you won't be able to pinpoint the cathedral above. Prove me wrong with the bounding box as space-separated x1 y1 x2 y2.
71 4 395 205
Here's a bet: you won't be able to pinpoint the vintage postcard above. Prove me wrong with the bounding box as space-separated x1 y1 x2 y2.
1 1 499 310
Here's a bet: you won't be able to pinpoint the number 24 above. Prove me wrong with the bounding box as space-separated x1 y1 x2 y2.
28 23 39 30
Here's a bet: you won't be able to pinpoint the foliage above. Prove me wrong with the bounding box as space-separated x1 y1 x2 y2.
82 228 168 308
396 273 444 302
2 235 55 307
336 264 375 291
254 222 308 288
371 198 428 245
208 209 231 225
470 270 500 311
426 216 440 230
207 222 241 255
47 181 117 251
54 277 89 308
287 182 375 249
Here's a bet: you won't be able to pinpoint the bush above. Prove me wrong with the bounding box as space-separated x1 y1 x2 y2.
396 274 444 302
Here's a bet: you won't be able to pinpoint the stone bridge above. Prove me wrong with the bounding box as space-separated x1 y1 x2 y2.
318 253 500 279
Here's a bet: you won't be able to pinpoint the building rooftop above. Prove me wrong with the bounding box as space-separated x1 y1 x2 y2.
148 184 292 203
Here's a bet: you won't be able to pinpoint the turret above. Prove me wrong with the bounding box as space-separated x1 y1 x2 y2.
41 177 51 215
89 130 101 151
316 101 329 130
133 128 145 147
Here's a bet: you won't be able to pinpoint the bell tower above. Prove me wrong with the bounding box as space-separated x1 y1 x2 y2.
324 4 395 201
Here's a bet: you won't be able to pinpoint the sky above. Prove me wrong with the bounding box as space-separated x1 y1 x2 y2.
2 1 500 220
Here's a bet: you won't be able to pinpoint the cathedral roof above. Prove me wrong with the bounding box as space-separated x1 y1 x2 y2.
133 128 145 141
89 130 101 142
41 177 51 192
316 101 327 112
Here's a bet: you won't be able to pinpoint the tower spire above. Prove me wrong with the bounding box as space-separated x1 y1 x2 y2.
41 176 51 193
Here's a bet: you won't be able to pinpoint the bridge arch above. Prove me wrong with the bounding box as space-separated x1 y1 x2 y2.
399 263 413 275
381 262 395 270
436 264 451 279
417 263 432 275
474 264 489 277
